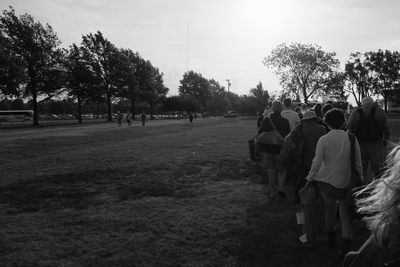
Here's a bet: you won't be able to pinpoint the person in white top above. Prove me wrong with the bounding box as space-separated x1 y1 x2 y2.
306 109 363 255
281 98 300 129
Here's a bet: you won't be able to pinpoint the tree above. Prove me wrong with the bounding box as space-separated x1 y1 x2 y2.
365 50 400 112
0 7 65 125
264 43 340 104
65 43 96 123
0 30 25 98
179 71 211 110
81 31 120 121
117 49 141 118
249 81 270 112
344 52 374 106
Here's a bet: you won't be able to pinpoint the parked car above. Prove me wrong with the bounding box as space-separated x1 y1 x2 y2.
223 111 238 118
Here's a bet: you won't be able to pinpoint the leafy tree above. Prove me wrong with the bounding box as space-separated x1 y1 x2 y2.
264 43 340 104
249 81 270 112
65 43 97 123
117 49 141 117
208 79 230 114
0 7 65 125
136 59 168 118
179 71 211 110
365 50 400 111
0 30 25 97
344 52 374 106
81 31 120 121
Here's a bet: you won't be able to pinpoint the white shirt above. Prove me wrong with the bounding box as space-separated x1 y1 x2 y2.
281 109 300 129
306 129 363 189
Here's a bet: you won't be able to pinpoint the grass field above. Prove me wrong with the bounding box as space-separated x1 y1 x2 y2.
0 117 399 266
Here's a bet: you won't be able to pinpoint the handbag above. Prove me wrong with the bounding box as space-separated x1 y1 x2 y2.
248 139 261 161
346 133 364 218
299 180 318 206
257 117 284 145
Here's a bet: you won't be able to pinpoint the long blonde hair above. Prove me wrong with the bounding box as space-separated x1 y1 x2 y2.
357 145 400 253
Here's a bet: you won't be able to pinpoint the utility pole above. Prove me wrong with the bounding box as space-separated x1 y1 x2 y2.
226 79 231 92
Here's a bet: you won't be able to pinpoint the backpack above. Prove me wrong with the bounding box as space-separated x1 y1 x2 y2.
355 107 382 143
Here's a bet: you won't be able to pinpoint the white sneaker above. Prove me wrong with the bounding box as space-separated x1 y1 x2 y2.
298 234 308 244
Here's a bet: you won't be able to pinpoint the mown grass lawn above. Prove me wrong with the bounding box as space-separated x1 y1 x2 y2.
0 117 399 266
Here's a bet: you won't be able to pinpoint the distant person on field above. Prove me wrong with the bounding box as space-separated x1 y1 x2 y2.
126 111 132 127
306 109 363 255
189 112 194 124
347 96 390 182
343 145 400 267
117 111 122 127
141 111 146 126
258 100 290 199
281 98 300 129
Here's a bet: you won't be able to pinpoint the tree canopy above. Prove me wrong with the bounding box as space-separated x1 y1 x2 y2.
264 43 340 104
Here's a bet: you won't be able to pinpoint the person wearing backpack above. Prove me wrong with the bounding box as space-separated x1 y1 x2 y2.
347 97 390 183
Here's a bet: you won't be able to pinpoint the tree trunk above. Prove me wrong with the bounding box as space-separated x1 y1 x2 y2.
384 90 388 113
130 98 136 120
302 86 308 104
97 100 100 119
32 90 39 126
106 89 112 122
78 96 82 123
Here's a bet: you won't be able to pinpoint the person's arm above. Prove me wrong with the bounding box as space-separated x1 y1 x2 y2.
354 138 364 182
306 138 324 181
346 109 358 133
378 108 390 146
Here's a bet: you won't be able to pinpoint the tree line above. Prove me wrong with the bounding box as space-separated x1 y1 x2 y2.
0 7 272 125
2 7 399 126
264 43 400 111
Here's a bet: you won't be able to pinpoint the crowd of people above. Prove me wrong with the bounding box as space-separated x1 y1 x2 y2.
116 110 147 127
255 97 400 265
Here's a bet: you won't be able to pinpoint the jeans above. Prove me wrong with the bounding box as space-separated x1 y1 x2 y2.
320 191 353 239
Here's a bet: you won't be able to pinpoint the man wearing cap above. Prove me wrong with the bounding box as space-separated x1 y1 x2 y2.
347 96 390 182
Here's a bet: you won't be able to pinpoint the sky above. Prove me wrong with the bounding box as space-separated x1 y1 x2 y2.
2 0 400 99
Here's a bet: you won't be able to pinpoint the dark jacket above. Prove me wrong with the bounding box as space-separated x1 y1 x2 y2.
258 112 290 155
343 236 400 267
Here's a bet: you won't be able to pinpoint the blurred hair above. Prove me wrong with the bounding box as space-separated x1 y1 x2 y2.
322 103 333 114
272 100 283 114
357 145 400 254
314 103 323 118
323 108 345 129
283 98 292 108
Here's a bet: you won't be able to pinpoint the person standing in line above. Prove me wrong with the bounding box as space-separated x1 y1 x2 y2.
281 98 300 129
279 110 328 245
347 96 390 183
141 111 146 126
126 111 132 127
117 111 122 127
343 145 400 267
258 100 291 199
306 109 363 256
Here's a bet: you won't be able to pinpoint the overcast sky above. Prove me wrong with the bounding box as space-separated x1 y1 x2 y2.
2 0 400 98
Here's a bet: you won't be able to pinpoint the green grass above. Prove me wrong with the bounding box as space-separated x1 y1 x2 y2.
0 118 399 266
